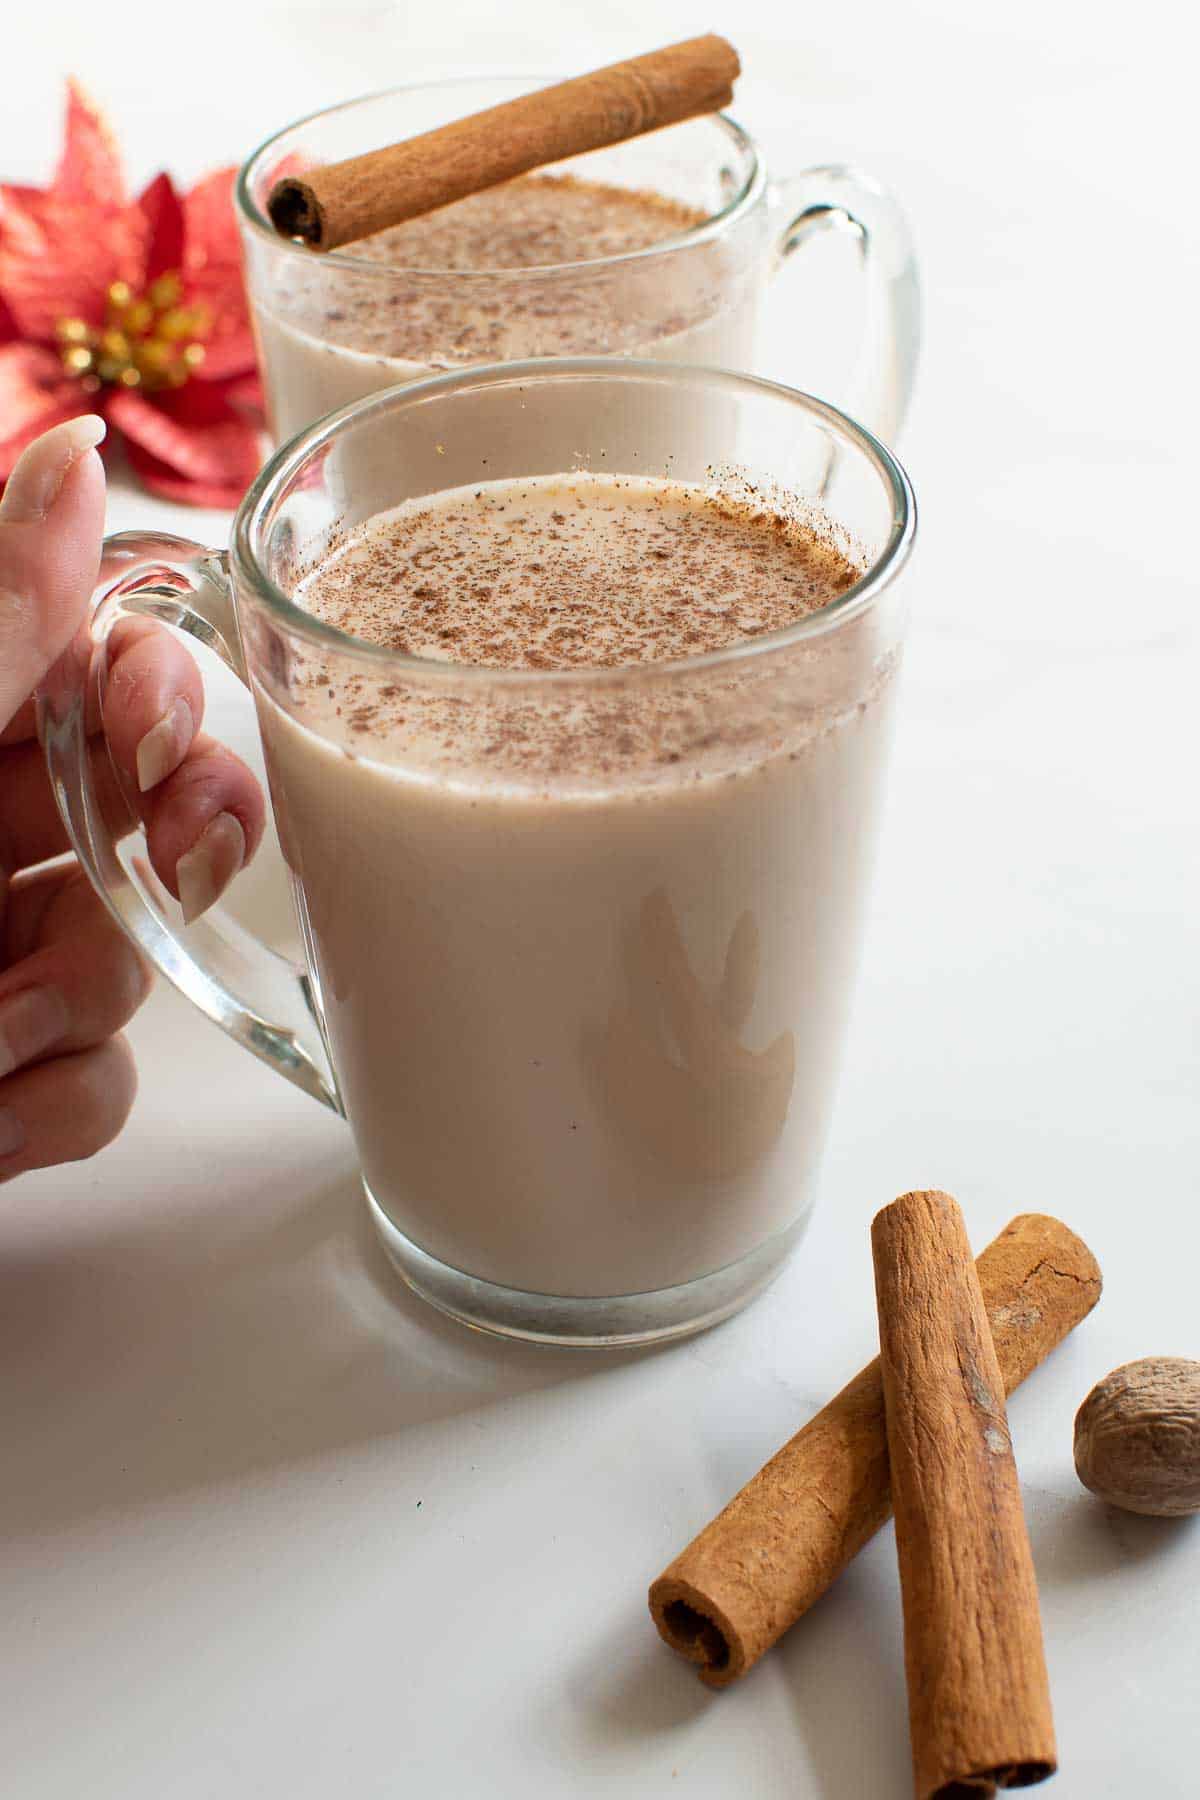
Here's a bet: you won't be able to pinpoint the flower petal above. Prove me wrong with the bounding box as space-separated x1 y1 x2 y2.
107 384 262 507
139 172 185 280
0 290 20 344
178 167 258 381
190 317 259 383
53 79 128 208
183 167 242 272
0 82 147 341
121 440 261 509
0 188 148 340
219 369 264 417
0 341 89 480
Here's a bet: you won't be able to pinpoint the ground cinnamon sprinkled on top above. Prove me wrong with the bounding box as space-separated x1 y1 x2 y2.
265 175 733 363
295 472 861 673
352 172 708 272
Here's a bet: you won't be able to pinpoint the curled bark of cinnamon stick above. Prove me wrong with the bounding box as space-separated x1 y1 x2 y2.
268 36 740 251
872 1192 1056 1798
649 1213 1100 1687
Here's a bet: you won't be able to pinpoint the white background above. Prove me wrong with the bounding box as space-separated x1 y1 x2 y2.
3 2 1199 1795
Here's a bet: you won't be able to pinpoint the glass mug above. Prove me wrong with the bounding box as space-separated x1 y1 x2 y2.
236 78 920 447
42 360 915 1347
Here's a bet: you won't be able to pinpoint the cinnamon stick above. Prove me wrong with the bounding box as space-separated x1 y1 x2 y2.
649 1213 1100 1687
268 36 740 252
872 1192 1056 1798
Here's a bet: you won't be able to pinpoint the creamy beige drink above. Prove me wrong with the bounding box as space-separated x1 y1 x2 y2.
252 174 762 440
257 472 898 1299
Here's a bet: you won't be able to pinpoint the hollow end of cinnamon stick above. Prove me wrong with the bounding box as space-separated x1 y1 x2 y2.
648 1581 741 1686
932 1754 1056 1799
267 178 324 245
929 1753 1055 1798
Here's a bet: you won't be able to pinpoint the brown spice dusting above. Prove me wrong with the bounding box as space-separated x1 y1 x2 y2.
278 470 879 786
269 174 728 363
296 472 860 674
347 172 705 270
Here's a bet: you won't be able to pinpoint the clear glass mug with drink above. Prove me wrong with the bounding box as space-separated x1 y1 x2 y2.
42 359 915 1347
236 78 920 446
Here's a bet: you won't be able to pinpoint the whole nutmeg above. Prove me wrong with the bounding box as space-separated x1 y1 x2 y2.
1074 1357 1200 1517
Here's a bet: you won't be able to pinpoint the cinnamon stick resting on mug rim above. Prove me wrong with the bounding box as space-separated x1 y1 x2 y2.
873 1192 1056 1799
649 1212 1101 1686
268 35 740 251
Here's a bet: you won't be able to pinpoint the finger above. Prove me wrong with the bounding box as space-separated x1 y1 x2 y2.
3 666 98 749
0 719 264 911
0 416 106 731
0 698 37 748
103 617 206 794
0 863 152 1076
4 617 198 754
0 730 133 873
142 734 266 919
0 1035 137 1179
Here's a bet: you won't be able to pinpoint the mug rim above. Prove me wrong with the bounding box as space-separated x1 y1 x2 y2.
230 357 916 690
235 74 767 280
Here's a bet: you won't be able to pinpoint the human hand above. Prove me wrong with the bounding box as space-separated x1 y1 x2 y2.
1 416 265 1177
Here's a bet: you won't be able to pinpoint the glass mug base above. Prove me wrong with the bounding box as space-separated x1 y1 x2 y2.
364 1182 814 1349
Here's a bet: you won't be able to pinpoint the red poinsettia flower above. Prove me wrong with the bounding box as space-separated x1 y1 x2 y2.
0 81 263 507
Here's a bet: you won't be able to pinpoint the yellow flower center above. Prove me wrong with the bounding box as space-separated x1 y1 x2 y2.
56 274 211 393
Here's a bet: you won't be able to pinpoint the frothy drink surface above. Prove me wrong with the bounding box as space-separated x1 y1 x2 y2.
297 474 860 671
252 175 760 439
305 176 707 363
352 173 706 279
261 474 896 1297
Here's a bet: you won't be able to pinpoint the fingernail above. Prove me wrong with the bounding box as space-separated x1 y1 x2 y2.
0 1109 25 1158
0 986 71 1080
0 415 107 523
176 812 245 924
136 696 194 792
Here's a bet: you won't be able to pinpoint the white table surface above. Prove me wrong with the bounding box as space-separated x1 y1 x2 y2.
4 2 1198 1795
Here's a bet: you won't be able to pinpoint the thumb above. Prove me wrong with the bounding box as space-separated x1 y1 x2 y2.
0 415 107 732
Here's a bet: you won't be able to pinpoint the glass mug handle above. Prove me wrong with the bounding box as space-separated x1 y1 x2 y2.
768 164 920 447
38 531 342 1113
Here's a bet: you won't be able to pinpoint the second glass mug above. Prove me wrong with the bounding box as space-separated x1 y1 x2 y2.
236 77 920 446
42 360 915 1347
